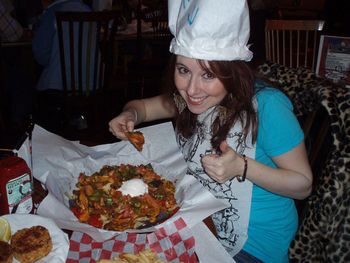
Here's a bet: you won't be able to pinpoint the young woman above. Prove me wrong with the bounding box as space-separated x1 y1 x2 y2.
109 1 312 262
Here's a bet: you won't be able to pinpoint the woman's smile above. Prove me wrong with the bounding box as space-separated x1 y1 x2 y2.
187 95 209 105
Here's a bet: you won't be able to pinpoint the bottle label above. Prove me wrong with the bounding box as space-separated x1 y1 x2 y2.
6 173 33 213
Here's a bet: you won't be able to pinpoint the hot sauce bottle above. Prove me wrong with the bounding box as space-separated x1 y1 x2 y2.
0 156 33 215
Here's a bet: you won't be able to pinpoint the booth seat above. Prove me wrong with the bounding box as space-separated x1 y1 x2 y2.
257 62 350 262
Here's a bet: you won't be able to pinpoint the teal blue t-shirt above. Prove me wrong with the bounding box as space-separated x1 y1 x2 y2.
242 86 304 262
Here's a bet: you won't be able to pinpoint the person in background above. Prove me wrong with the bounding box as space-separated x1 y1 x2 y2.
31 0 92 130
32 0 91 92
0 0 23 42
109 1 313 262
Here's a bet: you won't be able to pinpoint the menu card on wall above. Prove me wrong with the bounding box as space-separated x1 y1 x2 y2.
316 35 350 87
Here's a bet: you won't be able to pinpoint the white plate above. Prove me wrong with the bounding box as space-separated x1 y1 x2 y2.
2 214 69 263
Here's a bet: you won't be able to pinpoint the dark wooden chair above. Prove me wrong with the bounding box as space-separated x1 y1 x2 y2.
56 11 119 95
265 19 325 71
53 11 120 137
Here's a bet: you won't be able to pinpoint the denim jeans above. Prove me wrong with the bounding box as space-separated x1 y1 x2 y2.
233 250 263 263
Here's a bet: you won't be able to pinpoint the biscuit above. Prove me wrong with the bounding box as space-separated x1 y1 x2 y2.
0 240 13 263
11 225 52 263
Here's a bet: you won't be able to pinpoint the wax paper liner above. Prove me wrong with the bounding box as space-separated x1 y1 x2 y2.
33 123 229 241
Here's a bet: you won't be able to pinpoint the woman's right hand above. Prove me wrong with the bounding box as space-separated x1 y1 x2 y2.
108 109 137 140
109 95 176 140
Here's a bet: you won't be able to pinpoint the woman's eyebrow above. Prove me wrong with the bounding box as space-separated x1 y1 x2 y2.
175 63 186 67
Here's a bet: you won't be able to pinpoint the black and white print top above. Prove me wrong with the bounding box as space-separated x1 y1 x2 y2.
176 105 256 257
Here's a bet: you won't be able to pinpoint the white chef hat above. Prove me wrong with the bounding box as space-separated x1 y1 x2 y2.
168 0 253 61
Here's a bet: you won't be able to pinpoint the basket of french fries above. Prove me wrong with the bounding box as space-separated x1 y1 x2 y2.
67 217 197 263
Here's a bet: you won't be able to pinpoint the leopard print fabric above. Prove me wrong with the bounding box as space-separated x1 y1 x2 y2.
257 62 350 262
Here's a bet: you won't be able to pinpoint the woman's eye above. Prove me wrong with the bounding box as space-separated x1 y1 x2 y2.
202 72 215 80
177 66 189 74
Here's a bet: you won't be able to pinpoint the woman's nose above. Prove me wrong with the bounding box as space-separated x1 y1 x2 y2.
187 76 200 95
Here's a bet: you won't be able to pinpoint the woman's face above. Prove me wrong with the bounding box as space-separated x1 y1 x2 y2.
174 56 227 115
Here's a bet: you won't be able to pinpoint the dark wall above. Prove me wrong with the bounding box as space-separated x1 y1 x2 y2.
323 0 350 36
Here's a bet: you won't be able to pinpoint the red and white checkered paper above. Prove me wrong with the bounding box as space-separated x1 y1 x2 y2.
66 217 198 263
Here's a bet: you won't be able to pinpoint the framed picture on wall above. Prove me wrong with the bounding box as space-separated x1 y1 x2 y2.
316 35 350 87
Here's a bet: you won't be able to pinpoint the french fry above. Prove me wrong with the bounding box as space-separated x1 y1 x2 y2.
120 253 139 263
97 249 166 263
97 260 128 263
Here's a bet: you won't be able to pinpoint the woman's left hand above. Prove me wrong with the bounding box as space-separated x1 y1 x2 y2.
201 140 245 183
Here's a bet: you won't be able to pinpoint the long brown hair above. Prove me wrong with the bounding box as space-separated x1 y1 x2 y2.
162 55 258 151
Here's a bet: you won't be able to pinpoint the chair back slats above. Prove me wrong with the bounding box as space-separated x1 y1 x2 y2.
91 21 98 95
78 21 83 94
281 31 284 65
68 21 76 95
56 17 67 93
55 11 119 97
99 21 111 90
93 22 102 95
304 31 308 67
296 30 300 67
289 31 292 67
265 20 325 70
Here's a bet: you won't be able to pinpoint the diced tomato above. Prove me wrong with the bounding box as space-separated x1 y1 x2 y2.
160 200 166 207
87 214 103 228
71 207 89 222
71 207 80 217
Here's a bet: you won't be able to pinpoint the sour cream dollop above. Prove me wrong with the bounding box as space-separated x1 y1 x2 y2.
118 178 148 197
